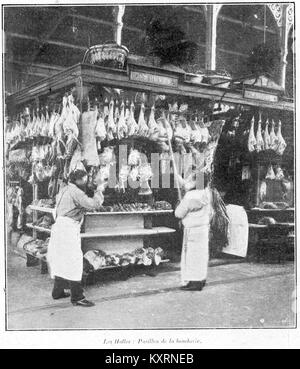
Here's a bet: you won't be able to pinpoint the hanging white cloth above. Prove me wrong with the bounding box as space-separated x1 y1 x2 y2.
222 205 249 258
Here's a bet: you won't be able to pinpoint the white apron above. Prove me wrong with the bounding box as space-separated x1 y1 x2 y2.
181 225 209 285
222 205 249 258
47 216 83 281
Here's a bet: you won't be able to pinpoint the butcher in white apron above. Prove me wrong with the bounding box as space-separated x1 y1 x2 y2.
175 172 229 291
47 169 105 307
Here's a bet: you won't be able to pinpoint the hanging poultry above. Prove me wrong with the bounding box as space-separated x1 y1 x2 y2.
256 113 264 152
269 119 279 152
116 100 128 139
190 119 202 147
81 103 100 167
156 113 170 152
137 102 149 137
265 164 276 180
248 116 257 152
127 102 139 137
41 108 50 138
276 120 287 155
95 107 107 148
148 105 160 141
63 94 80 139
264 118 271 150
15 186 24 230
107 99 116 141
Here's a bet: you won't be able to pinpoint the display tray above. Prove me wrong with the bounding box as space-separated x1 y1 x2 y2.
249 208 294 212
26 223 51 234
29 206 173 216
29 205 55 215
84 210 174 215
25 251 47 261
87 259 170 271
80 226 176 238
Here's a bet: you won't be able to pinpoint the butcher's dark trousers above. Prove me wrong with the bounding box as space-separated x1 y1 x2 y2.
52 276 85 303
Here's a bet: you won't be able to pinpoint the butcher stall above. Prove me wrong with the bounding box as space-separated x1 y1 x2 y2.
5 52 295 278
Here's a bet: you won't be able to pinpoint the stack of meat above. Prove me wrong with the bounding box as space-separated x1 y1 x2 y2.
84 247 165 271
23 238 49 258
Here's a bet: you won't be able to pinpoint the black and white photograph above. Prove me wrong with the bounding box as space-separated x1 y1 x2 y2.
0 0 298 348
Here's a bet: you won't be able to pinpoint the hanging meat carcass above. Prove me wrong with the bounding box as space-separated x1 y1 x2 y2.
29 112 37 139
38 113 46 137
15 186 24 230
137 103 149 137
270 119 279 152
201 141 218 174
81 107 100 167
63 95 80 138
118 164 130 191
103 98 110 124
275 166 285 180
248 116 257 152
178 116 192 145
19 116 26 142
198 119 210 145
114 100 120 126
63 95 81 178
95 108 107 149
99 146 116 166
256 114 264 152
190 120 202 146
264 119 271 150
156 115 169 152
117 101 128 139
127 102 139 137
128 148 141 166
48 109 60 138
163 111 173 140
276 120 287 155
148 105 160 141
48 157 65 199
107 99 117 141
69 145 84 174
23 111 31 139
265 164 276 180
41 109 50 137
174 119 187 154
32 111 42 138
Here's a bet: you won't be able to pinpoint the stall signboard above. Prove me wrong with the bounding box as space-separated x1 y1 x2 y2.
130 71 178 88
244 89 279 103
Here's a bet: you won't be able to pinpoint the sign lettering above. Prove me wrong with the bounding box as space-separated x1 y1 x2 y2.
130 71 178 87
244 89 278 103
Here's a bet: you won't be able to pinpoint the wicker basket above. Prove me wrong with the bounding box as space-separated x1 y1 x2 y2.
83 41 129 70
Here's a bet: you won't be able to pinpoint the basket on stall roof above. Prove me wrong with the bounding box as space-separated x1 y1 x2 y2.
82 41 129 70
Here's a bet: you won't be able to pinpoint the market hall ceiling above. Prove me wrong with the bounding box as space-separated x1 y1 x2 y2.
3 5 289 89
